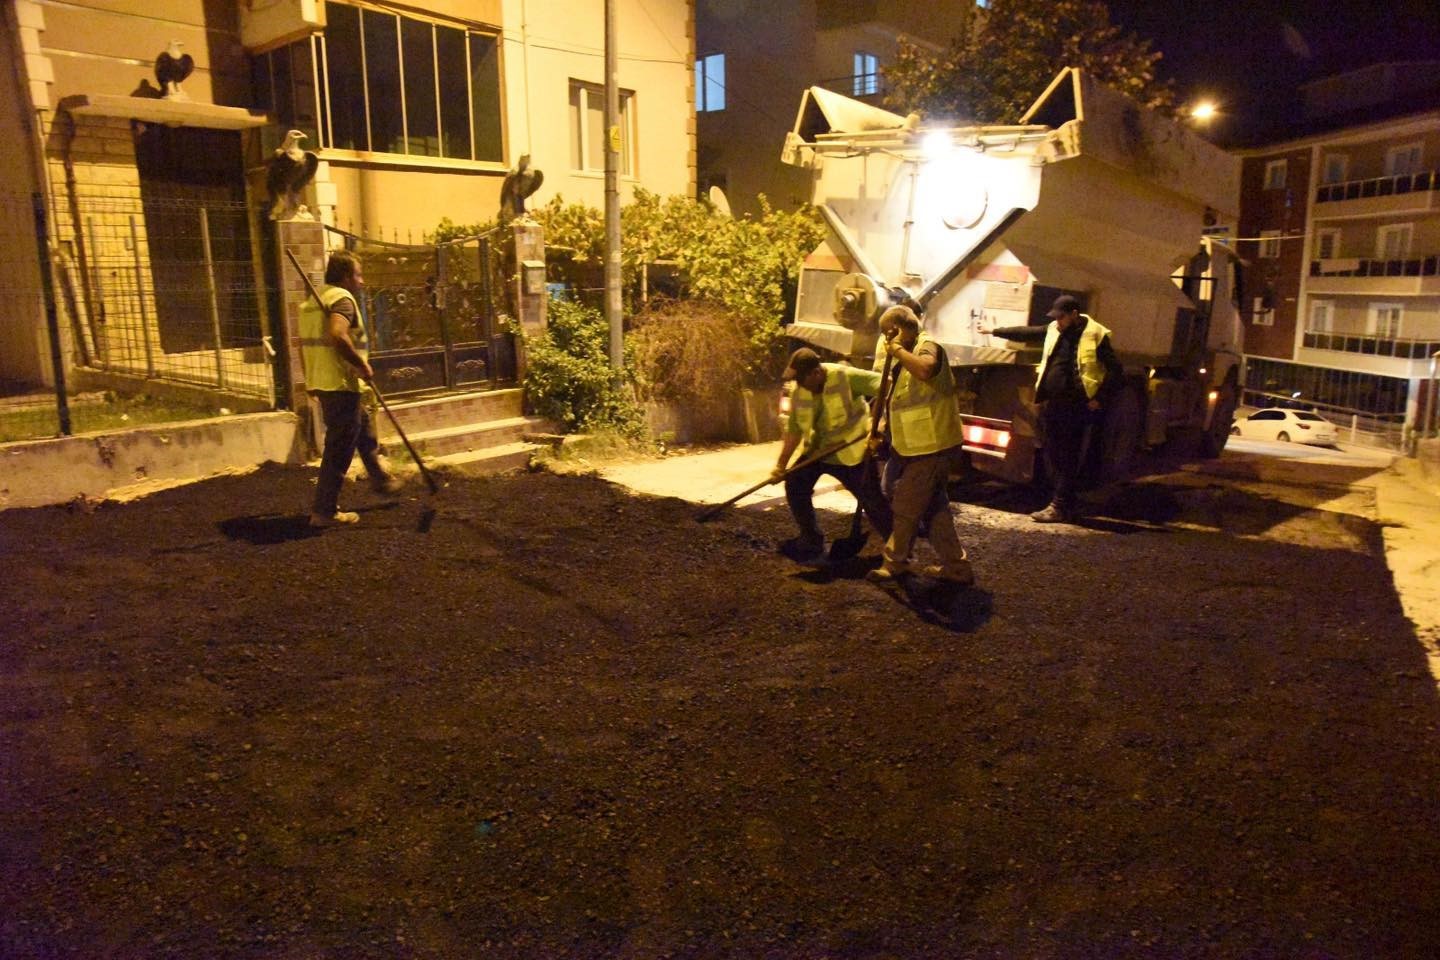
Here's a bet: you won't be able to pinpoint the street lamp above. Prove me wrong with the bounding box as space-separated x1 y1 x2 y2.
1189 100 1219 124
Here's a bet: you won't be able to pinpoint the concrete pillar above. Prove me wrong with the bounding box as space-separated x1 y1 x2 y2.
273 218 324 450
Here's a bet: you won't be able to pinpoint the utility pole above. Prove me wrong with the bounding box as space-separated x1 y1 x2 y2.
604 0 623 370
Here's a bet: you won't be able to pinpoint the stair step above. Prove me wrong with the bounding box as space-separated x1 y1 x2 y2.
395 415 552 459
433 440 541 475
379 387 524 437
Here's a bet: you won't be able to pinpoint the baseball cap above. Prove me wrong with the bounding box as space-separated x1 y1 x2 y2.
783 347 821 380
1046 294 1081 318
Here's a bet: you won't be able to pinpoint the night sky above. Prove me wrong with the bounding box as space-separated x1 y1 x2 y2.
1105 0 1440 141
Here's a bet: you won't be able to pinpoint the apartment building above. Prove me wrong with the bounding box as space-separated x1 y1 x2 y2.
1236 62 1440 446
695 0 971 216
0 0 694 397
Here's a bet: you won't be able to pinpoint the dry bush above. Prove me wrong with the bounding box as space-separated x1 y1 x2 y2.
628 299 751 424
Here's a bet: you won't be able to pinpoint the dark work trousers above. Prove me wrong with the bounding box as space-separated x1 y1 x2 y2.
784 455 893 546
1039 397 1097 512
312 389 384 517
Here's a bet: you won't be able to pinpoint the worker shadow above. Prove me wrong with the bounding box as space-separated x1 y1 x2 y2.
794 556 995 633
217 513 319 544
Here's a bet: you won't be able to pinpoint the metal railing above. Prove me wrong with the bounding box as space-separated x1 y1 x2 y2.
1315 169 1438 203
1303 331 1440 360
815 74 887 100
1309 255 1440 279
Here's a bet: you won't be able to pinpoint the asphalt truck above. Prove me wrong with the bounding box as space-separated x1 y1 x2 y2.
779 68 1244 485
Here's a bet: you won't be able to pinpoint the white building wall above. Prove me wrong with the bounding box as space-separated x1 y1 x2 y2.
501 0 693 213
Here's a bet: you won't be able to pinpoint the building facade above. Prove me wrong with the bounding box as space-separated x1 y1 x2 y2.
1236 64 1440 446
0 0 695 397
695 0 971 216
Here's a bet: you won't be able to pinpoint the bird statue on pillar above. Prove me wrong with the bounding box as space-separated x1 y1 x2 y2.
499 154 544 222
155 40 194 101
265 129 321 221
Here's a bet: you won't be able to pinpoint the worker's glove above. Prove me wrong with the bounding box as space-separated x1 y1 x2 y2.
884 336 903 357
768 465 787 484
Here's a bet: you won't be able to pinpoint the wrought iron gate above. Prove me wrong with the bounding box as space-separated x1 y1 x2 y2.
335 227 518 397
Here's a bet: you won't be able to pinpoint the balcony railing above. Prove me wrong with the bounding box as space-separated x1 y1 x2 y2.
1302 331 1440 360
816 74 888 100
1315 169 1438 203
1310 255 1440 278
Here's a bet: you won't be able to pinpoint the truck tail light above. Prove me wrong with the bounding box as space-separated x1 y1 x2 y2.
959 415 1012 458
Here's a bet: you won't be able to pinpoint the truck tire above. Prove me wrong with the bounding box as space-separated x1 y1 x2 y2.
1201 381 1239 458
1099 382 1144 483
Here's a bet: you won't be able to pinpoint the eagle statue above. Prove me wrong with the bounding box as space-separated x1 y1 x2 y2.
265 129 320 221
499 154 544 222
155 40 194 101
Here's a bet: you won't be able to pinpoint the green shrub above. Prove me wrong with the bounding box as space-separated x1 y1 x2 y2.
523 297 644 437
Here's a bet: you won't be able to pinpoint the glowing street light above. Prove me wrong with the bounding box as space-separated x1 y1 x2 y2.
1189 100 1219 124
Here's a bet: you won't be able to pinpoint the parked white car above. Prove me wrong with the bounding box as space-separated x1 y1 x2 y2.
1231 408 1340 445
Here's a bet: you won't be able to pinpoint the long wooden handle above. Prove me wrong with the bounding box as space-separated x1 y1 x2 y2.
696 434 865 522
283 247 440 495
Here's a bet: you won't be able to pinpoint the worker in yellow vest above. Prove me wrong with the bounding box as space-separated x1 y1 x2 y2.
298 250 403 528
983 294 1122 523
869 305 973 585
772 348 893 563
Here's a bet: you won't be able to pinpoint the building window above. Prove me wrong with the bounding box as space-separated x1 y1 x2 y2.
1263 159 1287 190
1259 229 1282 259
570 81 635 175
254 3 504 162
1367 302 1403 339
1251 299 1274 326
1314 228 1340 260
1385 142 1423 177
853 52 878 96
1308 299 1334 332
1321 154 1348 184
695 53 725 112
1376 223 1412 260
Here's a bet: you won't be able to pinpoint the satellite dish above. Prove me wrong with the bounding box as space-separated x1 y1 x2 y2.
708 185 732 217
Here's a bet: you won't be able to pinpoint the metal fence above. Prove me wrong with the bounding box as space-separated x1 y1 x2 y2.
0 191 273 444
1242 356 1410 450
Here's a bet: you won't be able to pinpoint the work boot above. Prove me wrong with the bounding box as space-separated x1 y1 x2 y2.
1030 503 1073 524
371 474 404 496
918 560 975 586
309 510 360 528
865 560 912 584
780 535 826 565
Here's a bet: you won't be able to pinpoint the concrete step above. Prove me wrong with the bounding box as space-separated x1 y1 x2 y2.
397 415 553 459
378 387 525 439
433 440 542 475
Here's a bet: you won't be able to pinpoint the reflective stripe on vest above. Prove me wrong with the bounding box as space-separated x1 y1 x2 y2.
1036 314 1112 399
789 363 871 466
299 286 368 393
888 334 963 456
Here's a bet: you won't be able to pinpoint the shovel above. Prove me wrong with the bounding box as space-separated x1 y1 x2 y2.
695 434 866 523
284 249 442 521
827 346 902 562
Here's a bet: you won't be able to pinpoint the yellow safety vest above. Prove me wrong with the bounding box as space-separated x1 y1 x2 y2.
299 285 368 393
887 334 963 456
1037 314 1112 400
788 363 871 466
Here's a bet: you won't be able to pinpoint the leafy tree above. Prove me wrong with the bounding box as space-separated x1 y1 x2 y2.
522 297 645 436
883 0 1174 123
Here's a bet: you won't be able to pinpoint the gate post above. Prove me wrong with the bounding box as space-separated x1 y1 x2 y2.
512 220 546 379
273 219 326 452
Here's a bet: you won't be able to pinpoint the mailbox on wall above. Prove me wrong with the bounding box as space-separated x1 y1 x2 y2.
521 260 546 296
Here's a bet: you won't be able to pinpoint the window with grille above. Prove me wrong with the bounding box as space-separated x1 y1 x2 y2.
853 52 879 96
250 3 503 162
1376 223 1412 260
570 81 635 175
1367 303 1403 339
1385 142 1423 177
695 53 725 112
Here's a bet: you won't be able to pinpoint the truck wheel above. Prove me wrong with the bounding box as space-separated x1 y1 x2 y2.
1202 382 1239 457
1099 382 1144 483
